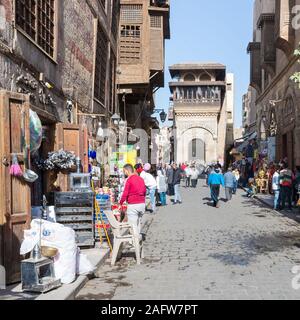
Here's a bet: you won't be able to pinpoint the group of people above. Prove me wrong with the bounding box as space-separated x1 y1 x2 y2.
206 165 240 208
118 162 186 239
271 162 300 211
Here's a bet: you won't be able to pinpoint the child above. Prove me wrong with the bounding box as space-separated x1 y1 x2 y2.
246 178 256 198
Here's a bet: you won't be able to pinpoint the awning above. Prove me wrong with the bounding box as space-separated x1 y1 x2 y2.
236 132 257 152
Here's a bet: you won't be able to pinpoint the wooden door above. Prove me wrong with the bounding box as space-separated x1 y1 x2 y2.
55 123 88 191
0 91 31 284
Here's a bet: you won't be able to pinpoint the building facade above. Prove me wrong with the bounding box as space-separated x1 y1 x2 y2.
242 86 257 136
117 0 170 136
169 63 235 166
0 0 119 284
247 0 300 168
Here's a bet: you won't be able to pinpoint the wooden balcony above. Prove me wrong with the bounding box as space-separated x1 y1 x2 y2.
247 42 262 93
173 98 221 108
257 14 276 76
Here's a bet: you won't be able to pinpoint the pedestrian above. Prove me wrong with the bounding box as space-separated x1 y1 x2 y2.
279 162 294 211
208 165 225 208
224 167 236 202
166 164 174 196
205 165 213 185
185 165 192 188
156 169 167 206
119 164 146 239
233 168 240 194
172 163 183 205
190 166 199 188
272 165 281 210
140 163 158 214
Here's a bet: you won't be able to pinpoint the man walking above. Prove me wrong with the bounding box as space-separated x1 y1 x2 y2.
166 164 174 196
272 165 281 210
120 164 146 238
190 166 200 188
185 165 192 188
140 163 157 214
208 165 225 208
172 163 183 205
224 167 236 202
279 162 294 211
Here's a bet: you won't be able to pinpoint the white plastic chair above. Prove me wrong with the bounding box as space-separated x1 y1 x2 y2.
105 211 143 266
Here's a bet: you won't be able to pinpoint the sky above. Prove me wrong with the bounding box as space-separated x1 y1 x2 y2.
155 0 254 128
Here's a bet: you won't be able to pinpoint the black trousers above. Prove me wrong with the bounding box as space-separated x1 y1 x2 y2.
211 184 220 207
186 177 191 187
281 186 292 209
191 179 198 188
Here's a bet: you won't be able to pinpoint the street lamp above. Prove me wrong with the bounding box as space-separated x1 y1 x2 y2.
111 113 121 126
152 109 168 123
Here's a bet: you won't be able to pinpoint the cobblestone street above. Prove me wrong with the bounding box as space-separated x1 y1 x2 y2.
77 181 300 300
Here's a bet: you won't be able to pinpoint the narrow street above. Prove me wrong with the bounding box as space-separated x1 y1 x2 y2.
77 181 300 300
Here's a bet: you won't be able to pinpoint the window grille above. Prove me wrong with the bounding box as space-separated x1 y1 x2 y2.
120 24 141 63
120 5 143 23
150 15 162 28
109 52 116 112
94 23 108 105
16 0 55 57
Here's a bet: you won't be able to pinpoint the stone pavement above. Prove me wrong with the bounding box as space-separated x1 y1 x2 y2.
76 180 300 300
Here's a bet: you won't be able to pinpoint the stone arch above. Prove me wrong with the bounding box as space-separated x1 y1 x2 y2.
181 125 217 140
199 73 212 81
176 126 217 164
184 73 196 82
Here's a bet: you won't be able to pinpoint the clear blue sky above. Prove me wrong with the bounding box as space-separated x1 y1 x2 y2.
155 0 254 128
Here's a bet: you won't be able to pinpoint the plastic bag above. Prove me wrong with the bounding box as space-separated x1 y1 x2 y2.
20 219 77 284
76 249 96 275
29 110 42 155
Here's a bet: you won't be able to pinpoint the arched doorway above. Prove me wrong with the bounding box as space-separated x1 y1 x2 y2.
188 138 206 162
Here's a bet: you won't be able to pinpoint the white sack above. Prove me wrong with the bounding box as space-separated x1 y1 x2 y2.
20 219 77 284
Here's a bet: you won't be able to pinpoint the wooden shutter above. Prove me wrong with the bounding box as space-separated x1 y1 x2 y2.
55 123 88 191
0 91 31 284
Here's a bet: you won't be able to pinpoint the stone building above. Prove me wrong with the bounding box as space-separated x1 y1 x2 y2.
117 0 170 135
0 0 119 284
247 0 300 168
169 62 235 166
242 86 257 136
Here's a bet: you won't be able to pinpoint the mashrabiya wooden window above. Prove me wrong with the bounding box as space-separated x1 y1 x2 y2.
94 23 108 105
150 15 162 28
120 4 143 23
15 0 55 57
120 4 142 64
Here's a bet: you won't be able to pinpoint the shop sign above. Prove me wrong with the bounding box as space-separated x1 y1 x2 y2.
110 145 137 174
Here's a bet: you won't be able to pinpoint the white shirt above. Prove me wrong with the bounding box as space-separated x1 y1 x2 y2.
272 172 280 191
185 167 192 177
140 171 157 189
156 171 167 193
190 169 199 180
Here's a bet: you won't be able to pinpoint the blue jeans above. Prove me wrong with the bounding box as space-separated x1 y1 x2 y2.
159 192 167 206
233 180 238 194
174 184 182 203
274 190 280 209
149 188 157 212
